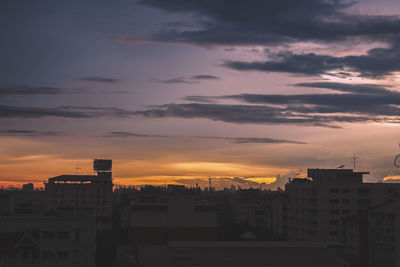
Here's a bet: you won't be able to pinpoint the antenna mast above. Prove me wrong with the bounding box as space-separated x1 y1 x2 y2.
351 154 358 170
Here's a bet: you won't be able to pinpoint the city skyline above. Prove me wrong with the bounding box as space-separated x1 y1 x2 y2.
3 0 400 187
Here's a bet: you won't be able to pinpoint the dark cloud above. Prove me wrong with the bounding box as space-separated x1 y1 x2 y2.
134 103 377 128
78 76 120 83
196 136 305 144
104 131 168 138
0 84 131 97
224 43 400 77
232 137 304 144
151 77 198 84
191 75 220 80
184 96 216 103
136 82 400 127
105 131 305 144
152 74 220 84
0 105 135 119
137 0 400 46
0 129 66 136
0 85 83 97
293 82 392 94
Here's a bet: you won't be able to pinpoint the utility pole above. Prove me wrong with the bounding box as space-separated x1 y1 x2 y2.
75 164 82 175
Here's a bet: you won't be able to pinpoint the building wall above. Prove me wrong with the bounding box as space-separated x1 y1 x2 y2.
283 169 400 243
0 209 96 267
45 178 113 218
128 197 217 254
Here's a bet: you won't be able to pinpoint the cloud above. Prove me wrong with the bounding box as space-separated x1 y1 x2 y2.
191 75 220 80
134 102 384 128
0 129 66 136
152 77 199 84
104 131 168 138
0 85 83 97
104 131 305 144
224 43 400 77
78 76 120 83
152 74 220 84
0 105 135 119
136 81 400 127
0 84 131 97
231 137 304 144
136 0 400 47
184 96 216 103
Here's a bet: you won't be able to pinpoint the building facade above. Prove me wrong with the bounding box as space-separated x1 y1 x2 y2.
45 159 113 218
284 169 400 243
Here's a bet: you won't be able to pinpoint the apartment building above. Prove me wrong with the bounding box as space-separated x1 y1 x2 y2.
45 159 113 218
284 169 400 243
0 208 96 267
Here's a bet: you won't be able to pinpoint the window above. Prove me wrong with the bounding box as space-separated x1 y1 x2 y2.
72 249 79 264
329 209 340 215
342 199 350 204
329 220 340 225
329 189 339 194
74 229 80 241
329 199 339 204
342 189 350 193
43 231 54 240
21 249 30 260
357 188 371 194
31 229 40 240
342 209 350 215
58 232 69 240
58 251 69 260
329 231 340 236
42 251 53 260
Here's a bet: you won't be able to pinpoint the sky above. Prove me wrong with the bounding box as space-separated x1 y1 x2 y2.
2 0 400 189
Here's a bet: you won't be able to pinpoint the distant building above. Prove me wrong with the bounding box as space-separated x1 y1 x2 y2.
45 159 113 218
0 208 96 267
283 169 400 243
128 197 217 254
22 183 34 192
0 192 15 215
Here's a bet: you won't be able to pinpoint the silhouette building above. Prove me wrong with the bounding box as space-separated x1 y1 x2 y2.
45 159 113 218
284 168 400 243
0 208 96 267
344 199 400 267
128 196 217 255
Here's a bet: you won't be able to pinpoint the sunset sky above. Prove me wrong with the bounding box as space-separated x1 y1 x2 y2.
2 0 400 189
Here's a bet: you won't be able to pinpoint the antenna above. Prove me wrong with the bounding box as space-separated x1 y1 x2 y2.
75 164 82 175
350 154 358 170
